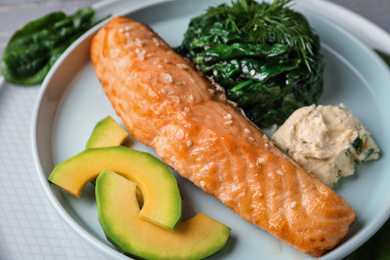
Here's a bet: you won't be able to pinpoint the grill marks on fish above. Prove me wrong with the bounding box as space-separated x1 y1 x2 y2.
90 16 356 257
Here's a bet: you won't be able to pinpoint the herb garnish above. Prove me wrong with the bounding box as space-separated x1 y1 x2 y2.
176 0 325 128
352 137 364 154
201 0 316 70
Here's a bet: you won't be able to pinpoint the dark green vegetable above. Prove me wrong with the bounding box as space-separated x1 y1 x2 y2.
375 49 390 68
1 7 96 85
176 0 325 128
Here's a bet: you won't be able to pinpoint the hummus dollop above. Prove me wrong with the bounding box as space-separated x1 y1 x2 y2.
272 104 380 186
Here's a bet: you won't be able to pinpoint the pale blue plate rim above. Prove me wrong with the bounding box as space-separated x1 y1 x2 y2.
297 4 390 260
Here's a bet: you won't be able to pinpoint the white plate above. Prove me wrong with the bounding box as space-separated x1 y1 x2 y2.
32 0 390 259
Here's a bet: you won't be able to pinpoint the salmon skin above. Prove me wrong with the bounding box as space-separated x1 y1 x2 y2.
90 16 356 257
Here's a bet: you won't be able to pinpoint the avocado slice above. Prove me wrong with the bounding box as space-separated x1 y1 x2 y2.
85 116 129 149
96 169 231 260
84 116 142 201
49 146 181 231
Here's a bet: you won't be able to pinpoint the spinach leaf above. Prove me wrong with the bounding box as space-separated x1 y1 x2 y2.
176 0 325 128
1 7 96 85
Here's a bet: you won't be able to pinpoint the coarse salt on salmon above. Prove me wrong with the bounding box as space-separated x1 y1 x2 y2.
90 16 356 257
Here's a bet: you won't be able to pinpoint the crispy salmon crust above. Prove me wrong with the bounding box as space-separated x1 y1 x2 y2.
90 16 356 257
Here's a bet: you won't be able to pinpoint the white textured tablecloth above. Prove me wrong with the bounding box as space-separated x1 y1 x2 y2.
0 81 108 260
0 0 390 259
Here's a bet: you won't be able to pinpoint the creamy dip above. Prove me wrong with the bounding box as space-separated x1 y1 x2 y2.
272 104 380 186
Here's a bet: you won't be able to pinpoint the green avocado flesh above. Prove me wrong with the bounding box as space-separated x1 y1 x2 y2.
48 146 181 231
85 116 129 149
96 170 231 260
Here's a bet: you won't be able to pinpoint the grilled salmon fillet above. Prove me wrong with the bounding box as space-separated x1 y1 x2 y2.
90 16 356 257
